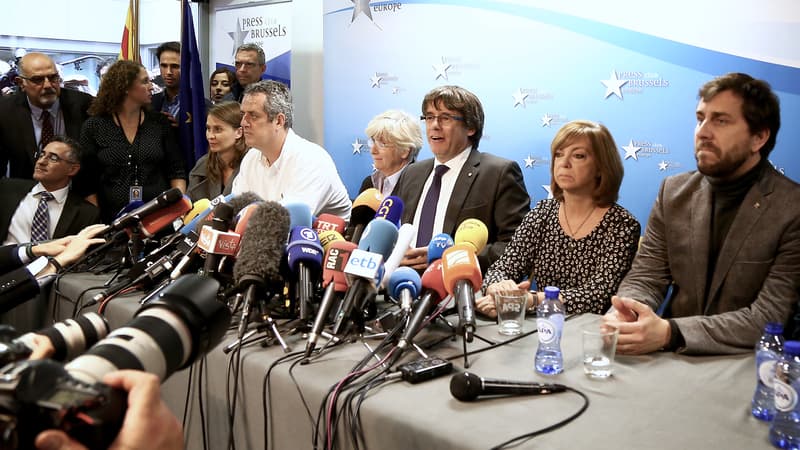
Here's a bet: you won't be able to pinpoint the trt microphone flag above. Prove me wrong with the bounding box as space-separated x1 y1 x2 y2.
119 0 140 62
179 0 208 171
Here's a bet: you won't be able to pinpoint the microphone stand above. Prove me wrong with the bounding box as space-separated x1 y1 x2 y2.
224 290 290 354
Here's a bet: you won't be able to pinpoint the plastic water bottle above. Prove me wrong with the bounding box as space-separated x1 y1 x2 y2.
534 286 564 375
753 322 785 421
770 341 800 448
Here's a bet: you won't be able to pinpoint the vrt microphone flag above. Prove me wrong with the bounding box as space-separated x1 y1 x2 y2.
179 0 208 172
119 0 140 62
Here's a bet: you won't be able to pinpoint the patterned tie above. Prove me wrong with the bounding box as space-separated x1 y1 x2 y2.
31 191 54 242
416 164 450 247
40 109 54 150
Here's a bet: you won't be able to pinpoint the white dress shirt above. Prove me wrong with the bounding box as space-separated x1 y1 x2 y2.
4 182 69 245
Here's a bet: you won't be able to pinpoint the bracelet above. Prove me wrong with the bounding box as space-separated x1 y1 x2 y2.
47 256 63 273
24 243 35 259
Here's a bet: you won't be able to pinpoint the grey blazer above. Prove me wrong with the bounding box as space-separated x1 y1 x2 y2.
186 154 239 202
393 148 530 273
617 166 800 354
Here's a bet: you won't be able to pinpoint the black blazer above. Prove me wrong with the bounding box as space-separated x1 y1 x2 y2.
0 178 101 243
0 244 40 315
393 148 530 272
0 89 93 179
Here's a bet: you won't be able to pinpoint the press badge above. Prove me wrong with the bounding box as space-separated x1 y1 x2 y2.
130 185 143 202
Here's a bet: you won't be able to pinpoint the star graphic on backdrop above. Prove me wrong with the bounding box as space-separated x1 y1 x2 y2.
541 114 553 127
228 18 249 58
433 57 451 81
370 73 382 88
601 70 628 99
542 185 553 199
351 0 373 23
524 155 536 168
658 160 669 171
352 139 363 155
622 140 641 160
512 89 528 108
391 87 399 94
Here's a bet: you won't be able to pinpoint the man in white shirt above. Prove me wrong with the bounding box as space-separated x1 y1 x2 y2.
232 80 351 221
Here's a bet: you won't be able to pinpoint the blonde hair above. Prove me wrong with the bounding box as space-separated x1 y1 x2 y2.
364 109 423 162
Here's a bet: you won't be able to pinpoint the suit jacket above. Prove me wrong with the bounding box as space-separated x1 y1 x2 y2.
0 89 93 178
617 166 800 355
0 178 101 243
186 154 239 201
0 244 40 315
393 148 530 272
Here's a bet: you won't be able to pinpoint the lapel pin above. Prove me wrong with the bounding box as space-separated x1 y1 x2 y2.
754 202 760 209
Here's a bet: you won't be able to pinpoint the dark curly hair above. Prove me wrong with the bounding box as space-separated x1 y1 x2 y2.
89 60 145 116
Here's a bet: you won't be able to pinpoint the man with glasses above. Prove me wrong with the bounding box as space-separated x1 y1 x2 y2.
394 85 530 273
0 52 93 179
0 135 100 246
230 43 267 102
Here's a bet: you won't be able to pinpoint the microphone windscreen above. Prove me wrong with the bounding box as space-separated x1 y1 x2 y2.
421 260 447 302
322 240 357 291
233 201 290 285
427 233 454 264
449 372 483 401
212 202 235 228
284 202 313 228
352 188 383 210
454 218 489 254
374 196 404 228
318 230 345 253
441 244 482 294
314 213 346 234
140 195 193 237
182 198 210 225
233 203 261 236
388 266 421 299
286 226 323 270
358 218 399 259
227 191 263 217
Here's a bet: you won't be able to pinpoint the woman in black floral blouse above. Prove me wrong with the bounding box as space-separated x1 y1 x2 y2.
476 120 640 316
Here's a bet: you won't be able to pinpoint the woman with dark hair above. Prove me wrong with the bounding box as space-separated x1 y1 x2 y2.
476 120 641 316
187 101 247 200
209 68 236 104
78 60 186 222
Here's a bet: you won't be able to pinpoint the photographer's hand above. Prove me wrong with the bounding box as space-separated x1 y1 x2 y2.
34 370 182 450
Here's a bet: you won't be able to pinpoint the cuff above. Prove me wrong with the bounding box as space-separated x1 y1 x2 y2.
663 319 685 351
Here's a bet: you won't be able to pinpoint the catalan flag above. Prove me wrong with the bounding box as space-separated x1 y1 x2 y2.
119 0 140 62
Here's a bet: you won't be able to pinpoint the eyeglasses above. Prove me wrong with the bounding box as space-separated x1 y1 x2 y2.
19 74 61 85
368 138 393 149
36 150 76 164
420 114 464 126
235 61 258 69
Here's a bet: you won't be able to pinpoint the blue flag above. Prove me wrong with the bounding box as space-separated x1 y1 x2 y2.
179 0 207 171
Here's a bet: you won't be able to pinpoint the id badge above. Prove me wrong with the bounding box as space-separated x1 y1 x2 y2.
130 185 143 202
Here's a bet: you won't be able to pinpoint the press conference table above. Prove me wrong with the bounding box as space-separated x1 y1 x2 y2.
50 273 772 450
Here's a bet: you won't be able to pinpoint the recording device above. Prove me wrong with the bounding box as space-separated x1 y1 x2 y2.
286 226 323 321
449 372 567 401
347 188 382 243
397 357 453 384
0 313 109 367
427 233 454 264
388 267 421 314
441 243 482 342
0 274 231 449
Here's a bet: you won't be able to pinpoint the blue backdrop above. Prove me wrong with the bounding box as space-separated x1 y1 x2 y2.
323 0 800 227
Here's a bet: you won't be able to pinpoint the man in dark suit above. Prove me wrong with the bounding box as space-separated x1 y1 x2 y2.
0 135 100 245
393 85 530 273
150 41 181 127
0 52 93 179
605 73 800 355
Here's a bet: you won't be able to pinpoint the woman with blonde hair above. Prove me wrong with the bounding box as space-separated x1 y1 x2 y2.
358 109 423 197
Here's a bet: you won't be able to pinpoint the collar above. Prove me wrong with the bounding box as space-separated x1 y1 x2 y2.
32 182 70 204
27 97 61 118
434 146 472 173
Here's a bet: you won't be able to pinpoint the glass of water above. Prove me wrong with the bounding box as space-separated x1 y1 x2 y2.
582 323 618 378
494 290 527 336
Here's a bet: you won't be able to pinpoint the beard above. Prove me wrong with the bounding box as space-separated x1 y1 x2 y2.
695 140 754 179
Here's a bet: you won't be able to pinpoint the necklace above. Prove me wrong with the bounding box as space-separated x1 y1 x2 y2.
562 203 596 238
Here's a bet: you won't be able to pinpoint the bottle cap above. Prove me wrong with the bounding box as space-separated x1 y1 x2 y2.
784 341 800 356
543 286 559 300
765 322 784 335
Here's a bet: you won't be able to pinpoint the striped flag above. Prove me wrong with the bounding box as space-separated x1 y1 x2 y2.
119 0 140 62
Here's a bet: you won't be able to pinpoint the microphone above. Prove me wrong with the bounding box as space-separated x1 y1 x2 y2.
426 233 454 264
139 195 193 238
395 260 447 353
101 187 183 234
379 223 414 289
332 218 398 335
182 198 211 226
387 267 421 314
441 243 482 342
318 230 345 253
450 372 567 402
304 240 357 357
226 191 264 217
454 218 489 254
232 201 290 342
284 202 313 228
199 203 235 276
314 213 346 235
374 195 404 228
285 226 323 321
347 188 382 243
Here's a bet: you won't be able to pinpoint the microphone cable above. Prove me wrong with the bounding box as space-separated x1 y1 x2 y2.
262 350 306 450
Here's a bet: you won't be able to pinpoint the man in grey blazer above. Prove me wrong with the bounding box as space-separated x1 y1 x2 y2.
605 73 800 355
393 85 530 273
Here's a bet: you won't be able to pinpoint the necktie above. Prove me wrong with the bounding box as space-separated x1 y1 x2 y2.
40 110 54 150
31 191 54 242
416 164 450 247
